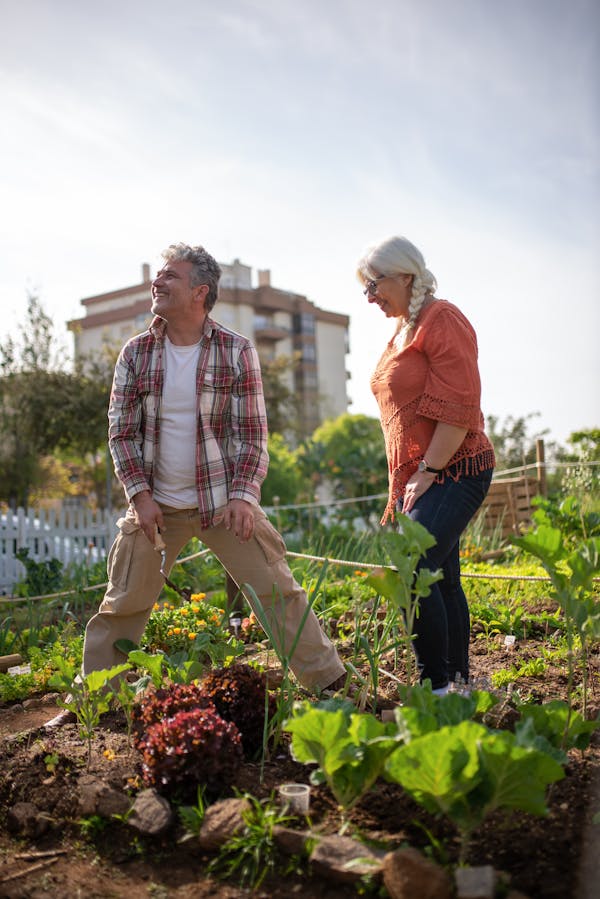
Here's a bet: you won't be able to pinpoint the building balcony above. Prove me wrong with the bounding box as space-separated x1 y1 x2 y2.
253 325 290 341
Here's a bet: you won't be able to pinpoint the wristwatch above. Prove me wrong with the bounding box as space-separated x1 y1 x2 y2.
418 459 444 474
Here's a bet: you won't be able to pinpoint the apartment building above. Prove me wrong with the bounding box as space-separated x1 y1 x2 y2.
67 260 350 439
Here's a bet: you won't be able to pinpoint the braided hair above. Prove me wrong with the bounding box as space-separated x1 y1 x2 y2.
356 235 437 346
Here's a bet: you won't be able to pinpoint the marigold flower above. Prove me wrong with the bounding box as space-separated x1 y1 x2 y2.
188 633 197 640
191 592 206 602
173 627 181 635
153 602 161 611
180 608 189 616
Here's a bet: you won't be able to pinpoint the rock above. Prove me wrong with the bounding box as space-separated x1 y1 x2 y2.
128 789 173 835
383 847 452 899
6 801 50 837
273 825 311 857
483 700 520 732
23 693 61 709
455 865 496 899
78 774 131 818
198 797 250 850
310 833 384 885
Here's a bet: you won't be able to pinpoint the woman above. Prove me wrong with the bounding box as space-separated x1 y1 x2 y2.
357 235 495 694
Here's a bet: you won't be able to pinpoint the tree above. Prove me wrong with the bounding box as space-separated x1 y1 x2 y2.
0 294 113 507
299 413 388 502
261 434 303 506
259 353 303 441
485 412 550 471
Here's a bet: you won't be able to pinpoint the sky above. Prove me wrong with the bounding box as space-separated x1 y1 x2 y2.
1 0 599 449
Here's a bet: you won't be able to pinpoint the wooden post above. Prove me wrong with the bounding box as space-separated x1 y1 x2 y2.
536 438 547 496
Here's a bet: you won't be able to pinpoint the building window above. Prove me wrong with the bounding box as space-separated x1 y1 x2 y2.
301 343 316 362
293 313 315 334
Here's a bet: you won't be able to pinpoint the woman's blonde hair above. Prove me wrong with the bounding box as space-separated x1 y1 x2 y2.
357 235 437 333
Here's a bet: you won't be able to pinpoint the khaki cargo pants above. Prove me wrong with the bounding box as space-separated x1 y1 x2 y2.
82 504 344 691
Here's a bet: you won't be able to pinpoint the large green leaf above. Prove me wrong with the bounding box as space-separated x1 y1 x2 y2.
385 721 483 816
512 525 566 567
476 730 564 818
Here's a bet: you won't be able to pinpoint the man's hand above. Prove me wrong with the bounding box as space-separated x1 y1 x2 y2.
223 499 255 542
132 490 164 544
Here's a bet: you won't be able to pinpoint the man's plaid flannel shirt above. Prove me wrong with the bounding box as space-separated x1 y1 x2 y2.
108 315 269 529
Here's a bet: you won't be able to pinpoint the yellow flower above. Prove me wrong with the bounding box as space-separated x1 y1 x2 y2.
191 604 200 613
103 749 116 761
180 608 189 616
197 619 206 628
153 602 161 611
173 627 181 635
188 633 197 640
191 592 206 602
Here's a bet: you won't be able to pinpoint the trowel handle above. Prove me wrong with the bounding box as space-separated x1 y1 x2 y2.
154 525 166 552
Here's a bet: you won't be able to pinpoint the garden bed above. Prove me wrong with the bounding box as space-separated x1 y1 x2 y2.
0 633 598 899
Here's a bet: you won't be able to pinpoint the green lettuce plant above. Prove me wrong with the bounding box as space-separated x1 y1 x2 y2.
385 719 564 863
514 698 600 762
284 700 399 828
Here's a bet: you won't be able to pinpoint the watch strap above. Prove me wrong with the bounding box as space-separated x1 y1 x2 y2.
419 459 444 475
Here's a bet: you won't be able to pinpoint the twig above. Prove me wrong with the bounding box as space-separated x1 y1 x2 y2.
14 849 68 860
1 856 59 883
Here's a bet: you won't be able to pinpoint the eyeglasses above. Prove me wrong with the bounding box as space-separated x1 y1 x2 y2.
363 275 388 297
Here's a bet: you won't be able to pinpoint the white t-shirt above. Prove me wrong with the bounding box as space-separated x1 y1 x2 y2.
152 337 201 509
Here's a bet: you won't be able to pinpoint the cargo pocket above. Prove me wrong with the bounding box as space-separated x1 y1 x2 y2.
253 516 287 566
107 517 140 591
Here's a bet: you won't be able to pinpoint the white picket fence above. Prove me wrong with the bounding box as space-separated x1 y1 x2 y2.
0 506 118 592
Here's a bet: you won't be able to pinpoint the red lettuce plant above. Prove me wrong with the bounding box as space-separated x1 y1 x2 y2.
131 682 215 746
200 663 277 758
138 706 243 799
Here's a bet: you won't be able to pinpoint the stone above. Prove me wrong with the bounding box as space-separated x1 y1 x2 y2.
383 847 452 899
310 833 384 885
6 801 50 838
23 693 61 709
78 774 131 818
197 797 250 851
272 825 311 857
455 865 496 899
128 788 173 836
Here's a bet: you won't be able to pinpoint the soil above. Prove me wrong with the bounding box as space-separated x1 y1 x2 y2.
0 636 599 899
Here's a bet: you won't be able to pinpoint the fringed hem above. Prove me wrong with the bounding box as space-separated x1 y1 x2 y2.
380 447 496 526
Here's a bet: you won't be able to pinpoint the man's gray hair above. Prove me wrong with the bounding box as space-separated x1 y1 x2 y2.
162 243 222 311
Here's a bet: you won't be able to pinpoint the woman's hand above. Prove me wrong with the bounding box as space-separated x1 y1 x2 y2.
401 470 436 514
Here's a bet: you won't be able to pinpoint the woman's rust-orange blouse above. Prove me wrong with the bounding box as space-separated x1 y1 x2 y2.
371 299 495 523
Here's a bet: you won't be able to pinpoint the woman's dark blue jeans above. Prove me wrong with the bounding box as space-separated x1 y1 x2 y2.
399 467 493 690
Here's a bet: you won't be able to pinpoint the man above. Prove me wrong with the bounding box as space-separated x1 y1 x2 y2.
49 243 345 726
